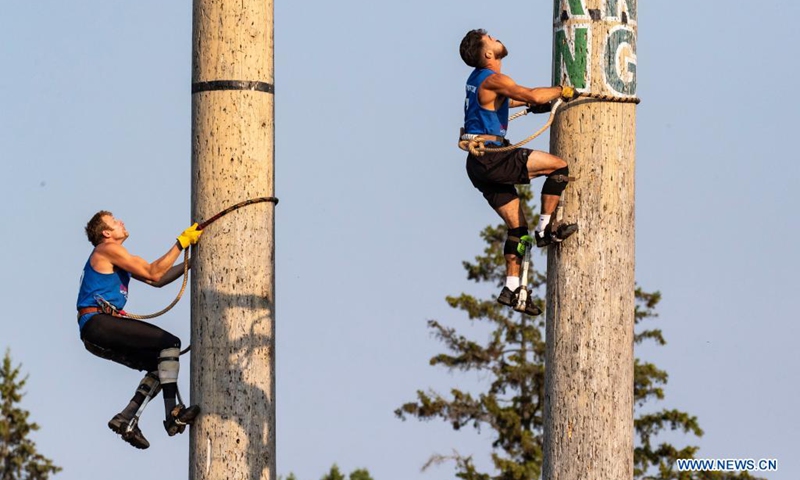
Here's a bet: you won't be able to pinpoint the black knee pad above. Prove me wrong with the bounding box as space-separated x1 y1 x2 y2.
542 166 570 196
504 227 529 257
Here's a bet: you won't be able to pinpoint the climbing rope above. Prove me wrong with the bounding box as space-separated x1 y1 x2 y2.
121 249 191 321
459 91 640 157
117 196 279 324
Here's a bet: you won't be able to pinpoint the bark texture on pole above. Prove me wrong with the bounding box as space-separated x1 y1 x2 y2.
190 1 275 479
543 1 637 479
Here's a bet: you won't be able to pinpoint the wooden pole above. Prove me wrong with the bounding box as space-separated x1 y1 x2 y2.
189 1 275 479
543 1 637 479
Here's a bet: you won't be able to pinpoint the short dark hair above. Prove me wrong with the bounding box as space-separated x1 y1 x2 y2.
460 29 487 68
85 210 112 246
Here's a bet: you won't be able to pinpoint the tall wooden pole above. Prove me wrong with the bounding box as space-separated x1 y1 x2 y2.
189 1 275 479
543 1 637 479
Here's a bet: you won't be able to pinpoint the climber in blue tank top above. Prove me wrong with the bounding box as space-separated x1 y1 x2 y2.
75 210 203 450
459 29 580 316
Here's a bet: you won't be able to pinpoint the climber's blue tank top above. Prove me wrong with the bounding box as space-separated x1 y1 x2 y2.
76 257 131 331
464 68 509 146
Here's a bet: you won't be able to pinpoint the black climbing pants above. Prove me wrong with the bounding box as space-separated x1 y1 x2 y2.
80 314 181 372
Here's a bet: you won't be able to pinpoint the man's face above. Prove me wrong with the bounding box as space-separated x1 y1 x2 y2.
484 34 508 60
101 215 129 242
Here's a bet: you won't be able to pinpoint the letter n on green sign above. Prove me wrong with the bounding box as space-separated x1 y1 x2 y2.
553 26 589 88
553 0 587 20
605 0 637 22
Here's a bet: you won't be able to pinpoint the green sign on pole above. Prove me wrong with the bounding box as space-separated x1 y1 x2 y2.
553 0 637 96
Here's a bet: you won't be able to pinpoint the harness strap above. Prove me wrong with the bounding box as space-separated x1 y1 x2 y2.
77 306 126 319
460 133 506 144
549 174 577 183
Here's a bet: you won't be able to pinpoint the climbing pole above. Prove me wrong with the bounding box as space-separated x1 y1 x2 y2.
458 90 640 157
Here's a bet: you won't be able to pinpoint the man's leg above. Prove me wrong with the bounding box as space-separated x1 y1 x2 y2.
81 315 199 440
466 150 540 316
107 372 160 449
494 198 526 279
493 199 540 316
158 347 200 436
526 150 578 246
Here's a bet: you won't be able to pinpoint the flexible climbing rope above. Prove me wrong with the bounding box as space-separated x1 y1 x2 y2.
459 91 640 156
119 196 279 323
121 249 191 321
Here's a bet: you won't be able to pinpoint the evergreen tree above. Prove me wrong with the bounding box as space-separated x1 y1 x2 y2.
280 465 375 480
320 464 374 480
395 188 759 480
347 468 374 480
0 349 61 480
321 464 346 480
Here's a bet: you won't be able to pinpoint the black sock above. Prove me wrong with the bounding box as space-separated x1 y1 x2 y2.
162 382 178 418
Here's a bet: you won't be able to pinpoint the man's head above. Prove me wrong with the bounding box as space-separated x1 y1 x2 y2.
459 29 508 68
85 210 128 246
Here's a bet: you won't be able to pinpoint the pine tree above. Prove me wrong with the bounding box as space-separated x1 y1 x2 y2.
280 465 375 480
395 188 759 480
321 464 346 480
0 349 61 480
348 468 375 480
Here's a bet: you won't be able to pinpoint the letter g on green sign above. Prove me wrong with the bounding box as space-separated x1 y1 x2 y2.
605 27 637 96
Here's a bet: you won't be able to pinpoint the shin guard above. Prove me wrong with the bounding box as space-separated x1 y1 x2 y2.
157 348 181 385
137 372 161 398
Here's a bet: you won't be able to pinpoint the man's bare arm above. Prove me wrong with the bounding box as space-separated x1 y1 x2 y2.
99 243 183 283
136 261 190 287
483 73 563 105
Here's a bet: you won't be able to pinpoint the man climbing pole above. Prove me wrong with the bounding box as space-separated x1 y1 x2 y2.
460 28 579 315
76 211 203 449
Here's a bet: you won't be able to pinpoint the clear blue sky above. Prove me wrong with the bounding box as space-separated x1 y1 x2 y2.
1 1 798 479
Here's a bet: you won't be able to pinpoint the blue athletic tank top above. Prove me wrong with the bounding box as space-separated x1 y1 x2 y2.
464 68 509 146
76 257 131 331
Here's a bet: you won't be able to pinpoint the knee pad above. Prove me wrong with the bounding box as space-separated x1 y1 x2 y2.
137 372 161 398
504 227 529 258
158 348 180 384
542 166 570 196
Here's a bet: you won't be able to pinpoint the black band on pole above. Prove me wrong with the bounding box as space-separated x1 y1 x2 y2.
191 80 275 94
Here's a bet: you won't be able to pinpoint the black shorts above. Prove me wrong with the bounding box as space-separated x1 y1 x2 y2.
80 314 181 372
465 147 532 209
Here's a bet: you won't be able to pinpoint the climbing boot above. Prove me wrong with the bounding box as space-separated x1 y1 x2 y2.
497 287 541 316
164 404 200 436
497 287 515 307
535 222 578 248
108 413 150 450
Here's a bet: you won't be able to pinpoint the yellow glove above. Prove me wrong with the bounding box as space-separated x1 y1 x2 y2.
561 85 577 101
177 223 203 250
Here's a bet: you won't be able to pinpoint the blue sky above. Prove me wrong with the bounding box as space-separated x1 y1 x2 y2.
1 1 798 479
